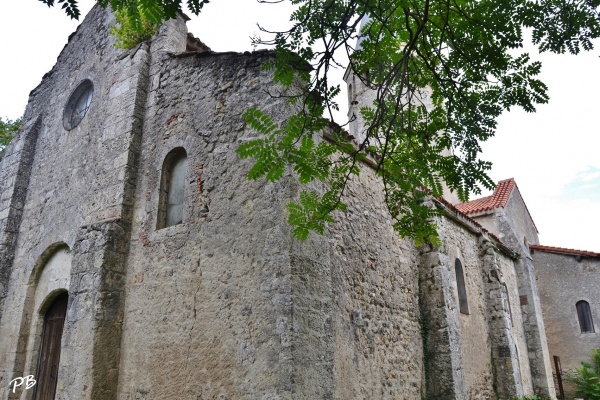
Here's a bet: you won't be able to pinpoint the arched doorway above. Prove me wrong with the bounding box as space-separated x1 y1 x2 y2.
34 292 68 400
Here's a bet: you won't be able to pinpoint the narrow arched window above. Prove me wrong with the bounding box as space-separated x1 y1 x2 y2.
157 148 188 229
455 259 469 315
503 283 513 325
576 300 594 333
348 84 354 105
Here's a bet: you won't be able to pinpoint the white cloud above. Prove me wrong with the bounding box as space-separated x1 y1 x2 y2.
577 168 600 183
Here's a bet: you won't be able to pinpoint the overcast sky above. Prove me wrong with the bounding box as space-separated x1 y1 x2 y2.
1 0 599 251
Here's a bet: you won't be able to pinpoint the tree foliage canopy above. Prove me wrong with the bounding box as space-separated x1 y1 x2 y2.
0 117 21 155
39 0 600 244
110 8 160 48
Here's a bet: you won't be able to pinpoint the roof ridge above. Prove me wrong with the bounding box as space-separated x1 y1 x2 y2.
435 196 517 258
530 244 600 257
490 178 515 207
454 178 515 215
453 177 538 233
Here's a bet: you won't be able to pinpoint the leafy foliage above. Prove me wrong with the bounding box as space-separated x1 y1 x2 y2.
244 0 599 243
110 8 160 48
39 0 600 244
565 348 600 400
0 117 21 155
104 0 209 32
39 0 81 19
238 107 348 241
54 0 211 30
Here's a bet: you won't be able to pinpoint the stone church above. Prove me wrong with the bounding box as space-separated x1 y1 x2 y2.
0 5 598 399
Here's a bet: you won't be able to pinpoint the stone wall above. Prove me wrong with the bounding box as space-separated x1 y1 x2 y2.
0 117 41 323
413 205 530 399
343 68 376 145
533 249 600 398
116 40 331 398
0 5 555 399
442 217 495 399
114 30 427 396
327 166 423 399
497 254 534 395
493 234 555 396
442 213 532 399
0 5 152 398
470 186 556 398
499 189 539 248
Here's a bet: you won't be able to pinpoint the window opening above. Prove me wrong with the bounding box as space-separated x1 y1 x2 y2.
63 79 94 130
503 283 513 325
157 148 188 229
348 83 353 106
576 300 595 333
455 259 469 314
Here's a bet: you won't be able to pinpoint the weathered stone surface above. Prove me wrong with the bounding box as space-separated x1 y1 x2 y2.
326 168 423 400
533 249 600 398
0 5 570 400
464 182 557 399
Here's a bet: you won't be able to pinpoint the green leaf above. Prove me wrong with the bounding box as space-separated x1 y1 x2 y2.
0 116 21 155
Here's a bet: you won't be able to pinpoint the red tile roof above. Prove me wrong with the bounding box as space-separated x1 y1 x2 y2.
529 244 600 258
414 185 515 256
455 178 516 214
454 178 538 233
434 195 517 257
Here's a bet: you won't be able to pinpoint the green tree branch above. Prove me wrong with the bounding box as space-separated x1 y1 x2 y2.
0 117 21 155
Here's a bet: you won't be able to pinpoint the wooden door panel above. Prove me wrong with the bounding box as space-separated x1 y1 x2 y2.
35 292 68 400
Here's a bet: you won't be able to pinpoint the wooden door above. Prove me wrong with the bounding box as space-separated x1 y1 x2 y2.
34 292 68 400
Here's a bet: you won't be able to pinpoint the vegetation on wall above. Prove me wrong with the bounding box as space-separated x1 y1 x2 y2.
0 116 21 155
110 8 159 49
36 0 600 244
565 347 600 400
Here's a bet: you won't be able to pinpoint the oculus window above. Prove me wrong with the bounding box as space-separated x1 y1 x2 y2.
63 79 93 130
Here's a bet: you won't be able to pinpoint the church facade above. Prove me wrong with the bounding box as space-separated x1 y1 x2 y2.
0 6 597 399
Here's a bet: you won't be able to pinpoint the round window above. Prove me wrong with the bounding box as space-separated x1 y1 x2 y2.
63 79 94 130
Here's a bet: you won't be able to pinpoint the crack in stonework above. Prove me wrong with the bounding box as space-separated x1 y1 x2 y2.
183 284 202 394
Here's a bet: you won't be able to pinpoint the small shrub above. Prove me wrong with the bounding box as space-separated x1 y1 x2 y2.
565 348 600 400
